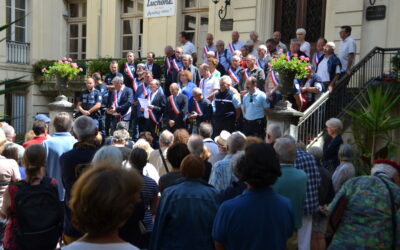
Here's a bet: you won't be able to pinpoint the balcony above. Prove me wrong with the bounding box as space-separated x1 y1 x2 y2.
7 41 30 64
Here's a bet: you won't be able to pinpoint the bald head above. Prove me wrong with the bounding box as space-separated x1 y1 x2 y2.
232 31 240 42
169 82 180 96
206 33 214 46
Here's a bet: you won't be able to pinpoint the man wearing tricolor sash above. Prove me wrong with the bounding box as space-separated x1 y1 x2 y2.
135 70 152 134
130 64 146 140
188 88 213 134
171 47 184 88
226 31 244 60
239 55 265 92
257 45 270 75
165 83 188 132
121 51 137 90
312 38 326 72
105 76 133 135
201 33 217 64
227 55 244 90
163 45 175 97
142 79 166 148
216 40 231 71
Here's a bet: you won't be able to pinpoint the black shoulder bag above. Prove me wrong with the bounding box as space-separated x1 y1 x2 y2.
159 148 169 174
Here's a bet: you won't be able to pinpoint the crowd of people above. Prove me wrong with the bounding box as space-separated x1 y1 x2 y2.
0 111 396 250
0 27 396 250
77 26 356 148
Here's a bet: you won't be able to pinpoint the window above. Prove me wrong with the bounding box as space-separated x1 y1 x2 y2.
5 83 27 135
6 0 27 43
121 0 143 58
182 0 209 61
68 2 87 59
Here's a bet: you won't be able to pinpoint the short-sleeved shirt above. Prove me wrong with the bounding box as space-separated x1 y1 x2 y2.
316 57 340 82
300 41 311 57
182 41 196 56
95 83 109 106
212 188 295 250
142 176 159 232
200 75 220 99
104 72 124 85
242 89 269 120
339 36 356 72
79 89 102 117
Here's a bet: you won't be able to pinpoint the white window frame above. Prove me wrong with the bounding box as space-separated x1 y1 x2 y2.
67 1 87 59
6 0 28 43
181 0 209 60
121 0 144 58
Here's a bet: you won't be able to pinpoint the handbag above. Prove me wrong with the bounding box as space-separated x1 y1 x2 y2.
329 195 348 233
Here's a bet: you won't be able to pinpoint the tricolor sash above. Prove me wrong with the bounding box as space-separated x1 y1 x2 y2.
147 91 160 124
172 59 182 72
228 43 236 53
169 95 180 115
203 45 210 58
228 67 239 84
124 62 135 87
199 78 205 92
194 100 203 116
257 58 264 68
243 69 250 80
113 90 131 120
313 53 322 66
141 83 148 97
113 90 118 108
165 57 171 73
132 78 138 92
269 69 279 86
287 51 292 60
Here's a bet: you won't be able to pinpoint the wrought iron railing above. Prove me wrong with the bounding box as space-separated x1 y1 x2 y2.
297 47 400 146
7 41 30 64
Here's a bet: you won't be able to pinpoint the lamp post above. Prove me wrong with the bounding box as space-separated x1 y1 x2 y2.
212 0 231 20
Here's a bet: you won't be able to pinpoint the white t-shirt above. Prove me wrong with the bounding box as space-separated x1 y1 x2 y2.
123 161 160 183
201 76 220 99
62 242 139 250
339 36 356 72
316 57 340 82
182 41 196 56
300 41 311 57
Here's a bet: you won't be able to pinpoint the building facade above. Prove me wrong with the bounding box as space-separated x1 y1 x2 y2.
0 0 399 135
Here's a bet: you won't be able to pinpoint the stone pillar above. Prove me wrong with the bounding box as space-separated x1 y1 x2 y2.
48 95 74 134
266 106 303 141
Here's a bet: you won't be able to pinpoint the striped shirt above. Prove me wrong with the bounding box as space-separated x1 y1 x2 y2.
142 176 159 232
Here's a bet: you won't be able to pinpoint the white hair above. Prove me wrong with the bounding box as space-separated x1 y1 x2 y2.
274 137 297 163
307 146 323 161
371 163 398 178
231 55 241 62
326 118 343 134
206 51 216 57
220 75 232 85
73 116 97 140
296 28 307 35
266 124 282 142
182 54 193 63
112 129 130 143
250 30 258 37
133 139 153 160
1 123 15 140
338 144 353 161
187 134 204 156
326 41 336 50
112 76 124 83
258 45 268 53
92 146 124 167
227 132 246 154
159 130 174 147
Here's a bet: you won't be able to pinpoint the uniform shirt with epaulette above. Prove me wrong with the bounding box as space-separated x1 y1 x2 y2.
80 89 102 118
95 83 109 108
104 72 124 86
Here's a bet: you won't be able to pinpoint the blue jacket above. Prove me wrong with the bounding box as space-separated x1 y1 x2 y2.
107 86 134 120
150 178 220 250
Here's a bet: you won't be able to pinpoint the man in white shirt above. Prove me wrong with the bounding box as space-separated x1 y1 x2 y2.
199 63 219 101
202 33 217 63
339 25 356 76
273 31 287 53
179 31 197 64
226 31 244 58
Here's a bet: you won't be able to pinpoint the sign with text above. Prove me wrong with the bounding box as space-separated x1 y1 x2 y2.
144 0 176 18
366 5 386 21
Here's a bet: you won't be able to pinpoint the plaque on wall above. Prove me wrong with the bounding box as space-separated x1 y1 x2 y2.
220 19 233 31
366 5 386 21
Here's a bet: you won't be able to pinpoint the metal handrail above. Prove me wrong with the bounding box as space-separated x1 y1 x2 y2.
298 47 400 146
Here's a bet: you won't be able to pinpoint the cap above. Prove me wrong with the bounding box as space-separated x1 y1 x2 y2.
214 130 231 147
34 114 50 123
374 158 400 173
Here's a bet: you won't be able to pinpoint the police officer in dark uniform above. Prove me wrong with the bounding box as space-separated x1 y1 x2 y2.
104 61 124 136
92 72 108 136
213 76 241 137
77 77 102 128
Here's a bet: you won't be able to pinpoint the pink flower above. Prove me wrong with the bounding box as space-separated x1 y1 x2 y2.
41 68 46 73
62 57 67 61
68 58 72 62
279 49 283 53
267 62 272 67
57 60 62 63
286 56 290 61
64 61 70 64
306 66 312 70
300 56 305 61
79 67 83 72
71 63 78 68
293 53 298 57
305 57 310 62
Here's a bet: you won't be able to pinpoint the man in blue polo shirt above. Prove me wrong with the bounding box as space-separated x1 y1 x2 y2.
242 76 270 138
76 77 102 128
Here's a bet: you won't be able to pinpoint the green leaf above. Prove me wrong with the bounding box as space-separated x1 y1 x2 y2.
0 76 26 86
0 83 32 95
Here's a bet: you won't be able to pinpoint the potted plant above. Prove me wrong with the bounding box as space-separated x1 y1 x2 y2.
270 54 311 109
42 57 83 95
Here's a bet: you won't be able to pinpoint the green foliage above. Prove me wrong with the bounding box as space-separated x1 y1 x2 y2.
346 85 400 166
391 52 400 78
43 58 83 80
33 59 55 76
270 53 311 79
87 58 115 75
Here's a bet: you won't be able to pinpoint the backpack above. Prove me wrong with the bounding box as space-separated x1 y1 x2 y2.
14 177 63 250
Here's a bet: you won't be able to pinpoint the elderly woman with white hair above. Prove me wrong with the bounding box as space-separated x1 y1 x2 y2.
331 144 356 192
323 117 344 172
296 28 311 57
328 159 400 249
132 139 159 182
